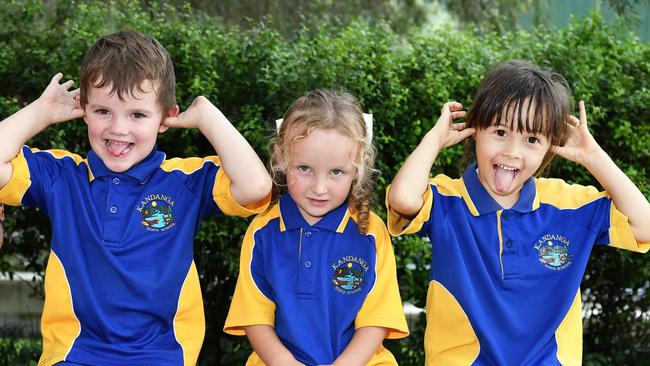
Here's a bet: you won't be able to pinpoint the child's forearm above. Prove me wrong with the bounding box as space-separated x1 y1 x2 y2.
388 130 441 218
582 147 650 242
244 325 304 366
0 101 52 187
332 326 387 366
198 107 271 207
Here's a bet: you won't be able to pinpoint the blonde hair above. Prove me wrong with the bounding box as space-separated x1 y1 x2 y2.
270 89 377 233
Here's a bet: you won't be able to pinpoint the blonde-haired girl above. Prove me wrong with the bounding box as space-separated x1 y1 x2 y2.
225 89 408 366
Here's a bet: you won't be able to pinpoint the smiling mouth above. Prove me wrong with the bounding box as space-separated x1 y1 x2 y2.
493 164 519 192
105 139 133 157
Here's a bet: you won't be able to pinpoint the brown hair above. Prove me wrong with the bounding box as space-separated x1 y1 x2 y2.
465 59 571 175
271 89 377 233
79 30 176 113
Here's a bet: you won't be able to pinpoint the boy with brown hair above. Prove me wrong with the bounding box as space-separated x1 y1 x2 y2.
0 30 272 365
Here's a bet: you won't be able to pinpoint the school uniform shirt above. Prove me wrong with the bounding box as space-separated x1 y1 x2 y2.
224 194 409 366
386 164 649 366
0 146 270 366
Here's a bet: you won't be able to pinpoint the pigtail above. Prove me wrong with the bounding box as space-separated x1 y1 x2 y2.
347 140 378 234
348 179 374 234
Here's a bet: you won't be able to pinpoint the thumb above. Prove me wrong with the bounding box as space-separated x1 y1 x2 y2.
70 109 85 120
162 115 181 129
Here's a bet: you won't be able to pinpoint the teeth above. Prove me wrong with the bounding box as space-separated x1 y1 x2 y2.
496 164 517 171
106 140 133 157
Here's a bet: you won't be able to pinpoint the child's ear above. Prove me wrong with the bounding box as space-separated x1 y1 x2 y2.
79 99 89 125
159 104 180 133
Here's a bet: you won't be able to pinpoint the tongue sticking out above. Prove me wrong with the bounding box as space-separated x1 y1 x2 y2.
107 140 132 157
494 165 516 193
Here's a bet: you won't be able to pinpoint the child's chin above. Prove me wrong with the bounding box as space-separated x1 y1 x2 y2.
104 160 136 173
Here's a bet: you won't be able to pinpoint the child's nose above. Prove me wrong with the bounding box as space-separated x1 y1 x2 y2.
312 177 328 195
503 140 523 159
109 116 129 135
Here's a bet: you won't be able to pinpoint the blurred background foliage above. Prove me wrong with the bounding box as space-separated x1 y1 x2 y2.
0 0 648 365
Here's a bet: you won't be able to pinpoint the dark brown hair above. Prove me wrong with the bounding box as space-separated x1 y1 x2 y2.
465 59 571 175
79 30 176 113
271 89 377 233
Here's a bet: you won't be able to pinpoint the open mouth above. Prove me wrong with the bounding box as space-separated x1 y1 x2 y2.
493 164 519 193
105 139 134 158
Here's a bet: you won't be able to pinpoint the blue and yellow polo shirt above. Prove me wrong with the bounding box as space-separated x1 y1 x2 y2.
0 146 269 366
224 194 409 366
387 164 649 366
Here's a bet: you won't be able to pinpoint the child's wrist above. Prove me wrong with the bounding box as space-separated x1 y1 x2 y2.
29 100 56 128
578 146 608 169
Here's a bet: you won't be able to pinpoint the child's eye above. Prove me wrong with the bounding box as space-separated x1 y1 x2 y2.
132 112 146 119
495 129 507 137
297 165 311 173
527 136 540 144
95 109 110 116
331 169 343 176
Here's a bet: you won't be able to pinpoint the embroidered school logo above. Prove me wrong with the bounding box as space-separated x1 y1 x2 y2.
534 234 573 271
137 193 176 232
331 256 369 295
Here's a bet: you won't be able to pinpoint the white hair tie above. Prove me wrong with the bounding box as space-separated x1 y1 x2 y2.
275 113 373 144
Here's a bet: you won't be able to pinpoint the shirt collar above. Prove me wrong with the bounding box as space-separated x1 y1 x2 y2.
278 194 351 232
87 146 165 184
462 163 537 215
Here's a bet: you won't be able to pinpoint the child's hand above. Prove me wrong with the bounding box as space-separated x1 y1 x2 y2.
552 101 601 165
430 101 473 150
37 73 84 125
163 96 221 130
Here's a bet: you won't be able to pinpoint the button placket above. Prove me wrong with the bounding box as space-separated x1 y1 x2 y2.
297 228 317 298
500 213 520 279
103 177 125 244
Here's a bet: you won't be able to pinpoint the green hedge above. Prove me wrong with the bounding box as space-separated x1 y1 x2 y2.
0 1 648 365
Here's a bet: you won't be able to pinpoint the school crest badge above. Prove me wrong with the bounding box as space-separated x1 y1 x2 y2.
534 234 572 271
137 193 176 232
331 256 368 295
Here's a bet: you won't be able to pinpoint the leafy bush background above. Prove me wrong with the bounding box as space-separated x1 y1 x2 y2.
0 1 648 365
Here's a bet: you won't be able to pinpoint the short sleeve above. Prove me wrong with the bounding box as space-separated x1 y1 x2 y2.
385 183 433 237
161 156 270 218
223 210 278 336
607 201 650 253
213 168 271 217
0 147 82 211
354 213 409 339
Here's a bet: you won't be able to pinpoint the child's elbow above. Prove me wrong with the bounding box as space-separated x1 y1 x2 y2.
248 177 273 203
388 188 423 218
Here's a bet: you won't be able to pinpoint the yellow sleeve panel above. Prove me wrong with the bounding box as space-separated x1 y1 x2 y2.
537 178 649 253
386 183 433 237
0 148 31 206
38 251 81 366
609 203 650 253
223 207 279 336
355 212 409 339
213 168 271 217
555 290 583 366
173 261 206 366
424 280 479 366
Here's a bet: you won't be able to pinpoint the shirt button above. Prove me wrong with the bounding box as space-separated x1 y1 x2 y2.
504 240 513 248
110 206 118 214
112 177 120 185
304 260 312 268
502 213 509 220
305 230 312 237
